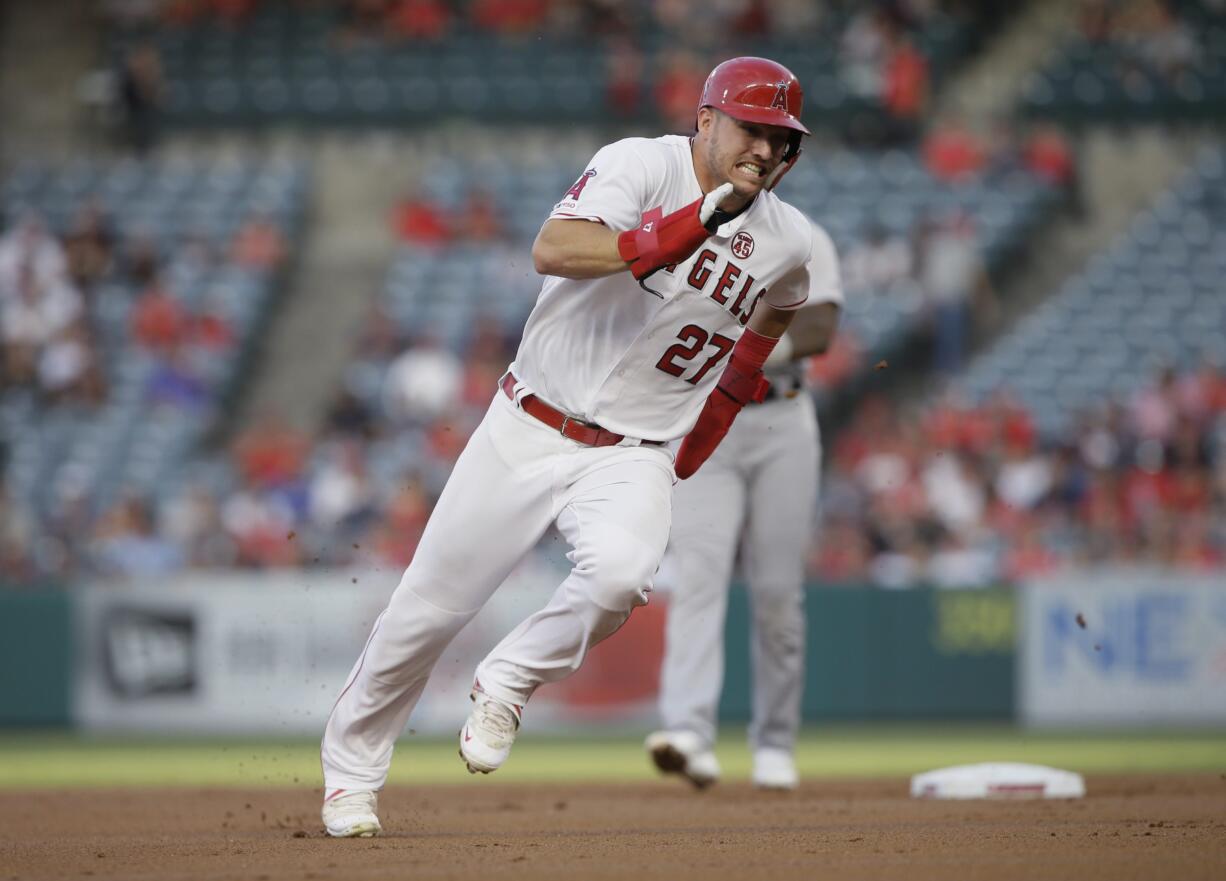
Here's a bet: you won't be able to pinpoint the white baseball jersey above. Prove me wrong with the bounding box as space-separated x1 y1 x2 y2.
510 135 815 441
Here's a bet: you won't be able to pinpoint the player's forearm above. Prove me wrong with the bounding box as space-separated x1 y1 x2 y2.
763 303 840 367
788 302 841 357
746 302 794 340
532 219 628 279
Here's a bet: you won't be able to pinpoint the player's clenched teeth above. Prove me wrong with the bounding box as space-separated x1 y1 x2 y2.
735 161 767 178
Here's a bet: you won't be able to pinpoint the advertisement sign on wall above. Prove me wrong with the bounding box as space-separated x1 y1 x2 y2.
76 570 386 734
1020 570 1226 726
73 559 664 735
72 572 1020 734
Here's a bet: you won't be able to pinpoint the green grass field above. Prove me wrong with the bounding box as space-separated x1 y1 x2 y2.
1 726 1223 789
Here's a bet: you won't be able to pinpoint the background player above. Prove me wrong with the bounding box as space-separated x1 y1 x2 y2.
320 57 818 837
647 221 842 791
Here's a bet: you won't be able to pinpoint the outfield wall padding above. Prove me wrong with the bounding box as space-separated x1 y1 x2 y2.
719 586 1016 721
0 587 72 726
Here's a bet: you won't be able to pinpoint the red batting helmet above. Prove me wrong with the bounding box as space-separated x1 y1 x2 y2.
698 57 810 139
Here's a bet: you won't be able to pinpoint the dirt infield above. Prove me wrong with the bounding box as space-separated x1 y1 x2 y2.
3 775 1224 881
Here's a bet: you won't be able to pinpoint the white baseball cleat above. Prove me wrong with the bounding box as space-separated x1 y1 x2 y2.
459 683 523 774
752 748 799 790
321 789 382 838
645 730 721 789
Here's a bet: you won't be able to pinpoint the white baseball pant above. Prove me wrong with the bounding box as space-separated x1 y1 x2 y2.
321 389 674 791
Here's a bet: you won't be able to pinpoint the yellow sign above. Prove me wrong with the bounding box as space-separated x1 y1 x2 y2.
933 591 1015 654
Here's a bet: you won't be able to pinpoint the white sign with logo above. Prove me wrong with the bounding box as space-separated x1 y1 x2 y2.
1019 570 1226 726
73 557 664 735
73 563 548 734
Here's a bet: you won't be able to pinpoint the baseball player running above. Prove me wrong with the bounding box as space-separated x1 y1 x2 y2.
646 228 842 791
321 57 818 837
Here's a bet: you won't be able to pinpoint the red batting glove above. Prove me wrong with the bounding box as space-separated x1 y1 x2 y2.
618 182 734 281
674 329 779 480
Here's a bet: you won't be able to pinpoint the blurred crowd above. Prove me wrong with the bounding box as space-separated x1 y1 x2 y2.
2 0 1208 590
101 0 1009 145
0 120 1079 586
0 207 285 408
0 201 290 582
1 293 512 581
1078 0 1204 86
102 0 981 43
8 190 1223 589
391 187 504 247
825 118 1076 377
0 214 108 407
815 364 1226 587
4 181 1221 585
9 324 1223 586
840 209 993 377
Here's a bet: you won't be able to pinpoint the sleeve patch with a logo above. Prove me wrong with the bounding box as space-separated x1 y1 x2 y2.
553 168 597 212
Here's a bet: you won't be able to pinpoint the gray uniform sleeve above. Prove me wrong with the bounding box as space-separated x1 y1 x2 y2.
767 219 843 384
806 221 843 308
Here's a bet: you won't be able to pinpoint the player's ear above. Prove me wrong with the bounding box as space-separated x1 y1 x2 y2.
695 106 715 138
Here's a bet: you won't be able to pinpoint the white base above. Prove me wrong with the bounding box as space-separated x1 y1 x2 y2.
910 762 1085 800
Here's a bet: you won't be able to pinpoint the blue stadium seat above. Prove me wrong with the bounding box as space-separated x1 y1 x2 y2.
958 147 1226 435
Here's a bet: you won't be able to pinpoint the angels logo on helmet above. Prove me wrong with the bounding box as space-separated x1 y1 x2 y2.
770 82 789 112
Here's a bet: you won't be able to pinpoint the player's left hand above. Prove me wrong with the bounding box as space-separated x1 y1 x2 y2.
674 358 770 479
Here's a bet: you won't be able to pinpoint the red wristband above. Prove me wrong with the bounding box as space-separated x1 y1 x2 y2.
732 327 780 370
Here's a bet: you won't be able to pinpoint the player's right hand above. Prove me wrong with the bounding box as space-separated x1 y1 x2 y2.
618 183 734 281
698 181 737 225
